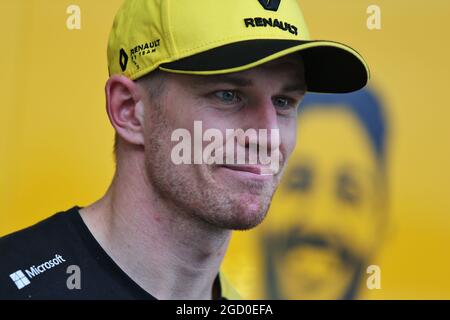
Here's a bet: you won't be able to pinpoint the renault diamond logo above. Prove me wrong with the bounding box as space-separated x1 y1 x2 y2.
258 0 281 11
119 48 129 72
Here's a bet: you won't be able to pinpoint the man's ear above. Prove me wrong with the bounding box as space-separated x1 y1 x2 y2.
105 75 145 146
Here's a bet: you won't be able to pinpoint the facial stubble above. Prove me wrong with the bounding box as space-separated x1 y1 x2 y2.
143 103 280 231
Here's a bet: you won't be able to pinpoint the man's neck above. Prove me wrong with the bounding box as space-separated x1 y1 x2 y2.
79 155 231 300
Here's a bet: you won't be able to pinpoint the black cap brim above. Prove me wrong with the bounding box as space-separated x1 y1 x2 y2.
160 39 370 94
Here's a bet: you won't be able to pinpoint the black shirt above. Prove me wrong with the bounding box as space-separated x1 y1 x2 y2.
0 206 226 300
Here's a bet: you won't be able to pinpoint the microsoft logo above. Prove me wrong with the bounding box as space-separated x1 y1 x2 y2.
9 270 30 290
8 254 66 290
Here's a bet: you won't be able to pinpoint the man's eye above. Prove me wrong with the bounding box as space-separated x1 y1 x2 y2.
214 90 240 104
336 172 361 205
273 96 297 112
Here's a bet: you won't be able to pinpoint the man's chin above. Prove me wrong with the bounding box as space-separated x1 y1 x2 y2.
220 193 271 230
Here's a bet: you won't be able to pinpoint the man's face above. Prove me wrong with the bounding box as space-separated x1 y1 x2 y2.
263 107 384 299
142 56 306 230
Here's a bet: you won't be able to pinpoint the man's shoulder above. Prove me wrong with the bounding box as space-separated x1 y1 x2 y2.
0 207 80 298
0 207 77 255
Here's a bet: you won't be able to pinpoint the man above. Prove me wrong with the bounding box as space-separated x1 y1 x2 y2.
0 0 369 299
260 88 388 299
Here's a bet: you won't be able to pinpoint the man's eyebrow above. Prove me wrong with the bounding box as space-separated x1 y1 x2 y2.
281 82 307 94
192 75 253 87
191 74 306 92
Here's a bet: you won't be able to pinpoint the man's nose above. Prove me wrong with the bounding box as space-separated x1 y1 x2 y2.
246 98 280 150
254 97 279 128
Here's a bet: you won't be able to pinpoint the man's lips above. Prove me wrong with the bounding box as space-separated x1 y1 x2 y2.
219 164 275 176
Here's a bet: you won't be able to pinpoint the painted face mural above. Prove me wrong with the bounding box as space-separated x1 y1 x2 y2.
260 88 388 299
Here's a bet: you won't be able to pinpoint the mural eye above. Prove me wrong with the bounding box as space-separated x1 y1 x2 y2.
287 166 312 192
336 172 360 205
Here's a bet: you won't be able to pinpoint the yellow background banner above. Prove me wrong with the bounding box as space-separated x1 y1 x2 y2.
1 0 449 299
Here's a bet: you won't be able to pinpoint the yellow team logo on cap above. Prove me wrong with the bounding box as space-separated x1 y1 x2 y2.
258 0 282 11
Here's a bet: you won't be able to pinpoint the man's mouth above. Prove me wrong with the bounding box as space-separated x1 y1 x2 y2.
220 164 276 176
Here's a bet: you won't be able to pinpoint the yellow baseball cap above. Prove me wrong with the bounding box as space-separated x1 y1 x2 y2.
107 0 370 93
